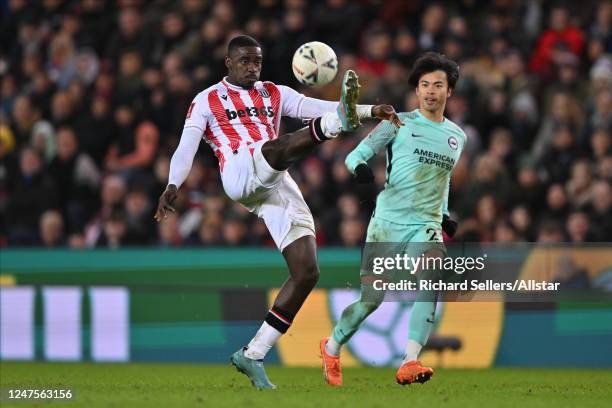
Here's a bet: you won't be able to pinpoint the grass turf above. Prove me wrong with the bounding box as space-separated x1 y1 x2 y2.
1 362 611 408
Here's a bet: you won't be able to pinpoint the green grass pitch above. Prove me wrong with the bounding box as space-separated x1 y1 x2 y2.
1 362 611 407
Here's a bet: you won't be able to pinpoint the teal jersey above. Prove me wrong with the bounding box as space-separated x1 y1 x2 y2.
345 109 466 225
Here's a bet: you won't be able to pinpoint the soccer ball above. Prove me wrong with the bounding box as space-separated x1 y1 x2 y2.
292 42 338 87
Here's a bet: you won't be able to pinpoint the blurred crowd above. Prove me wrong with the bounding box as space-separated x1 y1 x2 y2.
1 0 610 249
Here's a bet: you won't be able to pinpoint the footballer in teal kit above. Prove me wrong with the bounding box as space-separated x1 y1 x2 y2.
320 52 466 386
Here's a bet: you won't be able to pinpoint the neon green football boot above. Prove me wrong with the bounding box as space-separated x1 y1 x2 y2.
337 70 361 132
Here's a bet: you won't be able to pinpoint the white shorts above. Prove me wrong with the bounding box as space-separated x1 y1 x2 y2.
219 141 315 250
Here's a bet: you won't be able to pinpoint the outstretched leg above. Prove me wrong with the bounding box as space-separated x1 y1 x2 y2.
261 70 361 171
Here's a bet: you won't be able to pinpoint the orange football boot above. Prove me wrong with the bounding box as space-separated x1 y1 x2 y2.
395 360 434 385
320 338 342 386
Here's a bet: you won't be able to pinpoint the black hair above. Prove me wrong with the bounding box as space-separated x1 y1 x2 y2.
408 52 460 89
227 35 261 55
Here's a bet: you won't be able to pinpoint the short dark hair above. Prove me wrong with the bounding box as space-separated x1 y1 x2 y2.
408 52 460 89
227 35 261 55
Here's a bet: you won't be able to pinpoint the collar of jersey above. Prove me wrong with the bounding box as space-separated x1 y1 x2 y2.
415 109 446 126
222 77 262 92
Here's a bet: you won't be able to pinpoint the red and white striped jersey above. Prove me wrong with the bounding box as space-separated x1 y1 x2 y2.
184 78 333 168
168 77 337 187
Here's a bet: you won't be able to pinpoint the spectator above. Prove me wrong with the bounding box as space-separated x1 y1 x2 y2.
105 120 159 176
510 205 535 241
48 126 101 230
474 195 498 242
84 175 127 247
39 210 65 247
124 188 155 245
586 180 612 241
590 128 611 161
362 60 409 107
339 218 366 247
158 212 182 247
529 4 585 77
494 219 518 243
115 50 144 105
50 90 76 128
357 26 392 78
299 158 327 216
446 92 481 157
589 55 612 96
186 17 227 89
105 8 154 66
598 155 612 180
47 33 79 89
566 211 596 243
538 124 579 183
548 53 588 103
459 154 512 218
154 11 189 63
566 160 593 209
514 157 545 213
488 128 516 175
545 183 570 223
418 3 447 51
222 217 248 246
10 95 41 146
392 29 419 68
533 91 583 160
193 217 224 246
30 120 56 163
7 147 59 245
74 96 115 167
68 232 86 249
96 211 129 249
537 219 565 243
588 88 612 134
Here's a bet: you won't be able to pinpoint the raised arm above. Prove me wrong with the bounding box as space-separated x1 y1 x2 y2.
345 119 398 174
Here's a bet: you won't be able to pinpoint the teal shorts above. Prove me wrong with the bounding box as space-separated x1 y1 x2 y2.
365 216 444 244
360 217 447 278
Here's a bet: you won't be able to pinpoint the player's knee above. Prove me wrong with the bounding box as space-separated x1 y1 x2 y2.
295 260 320 288
303 264 320 287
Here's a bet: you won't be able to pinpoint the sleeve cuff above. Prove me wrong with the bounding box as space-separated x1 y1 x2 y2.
356 105 375 119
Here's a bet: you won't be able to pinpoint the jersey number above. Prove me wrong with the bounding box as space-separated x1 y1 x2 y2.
426 228 439 242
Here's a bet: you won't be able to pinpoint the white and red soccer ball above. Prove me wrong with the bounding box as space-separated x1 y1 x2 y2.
292 41 338 87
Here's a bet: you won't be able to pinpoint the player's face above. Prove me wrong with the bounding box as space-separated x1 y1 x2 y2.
415 70 452 113
225 46 263 89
